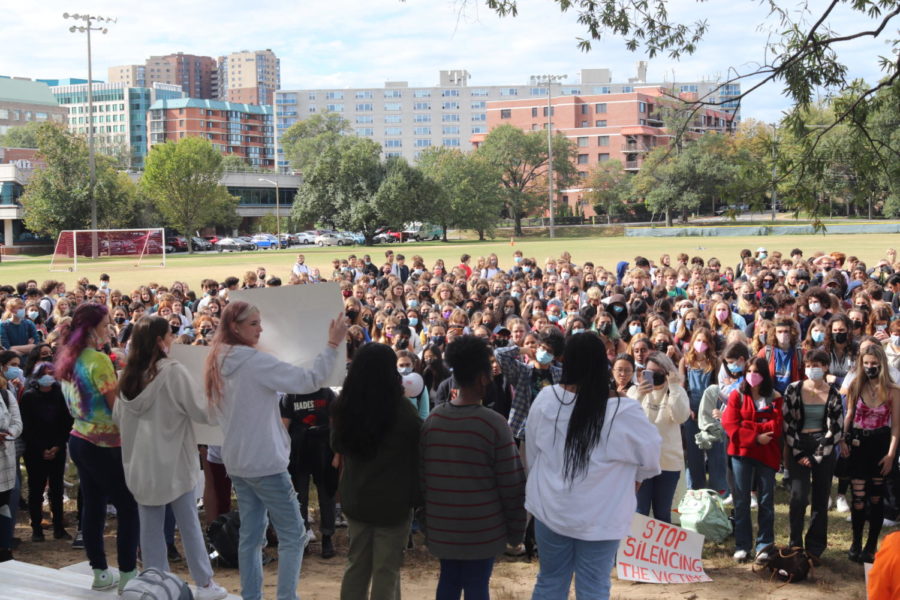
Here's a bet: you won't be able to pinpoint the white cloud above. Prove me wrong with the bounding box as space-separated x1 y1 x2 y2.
2 0 888 121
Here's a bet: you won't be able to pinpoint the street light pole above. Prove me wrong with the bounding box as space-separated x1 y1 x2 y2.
770 122 778 222
258 178 280 244
531 74 567 238
64 12 115 257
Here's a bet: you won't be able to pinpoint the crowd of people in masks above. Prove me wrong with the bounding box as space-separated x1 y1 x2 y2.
1 242 900 599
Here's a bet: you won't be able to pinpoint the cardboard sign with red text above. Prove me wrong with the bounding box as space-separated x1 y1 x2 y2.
616 513 712 584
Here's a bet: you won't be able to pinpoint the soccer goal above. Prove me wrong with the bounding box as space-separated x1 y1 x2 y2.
49 228 166 272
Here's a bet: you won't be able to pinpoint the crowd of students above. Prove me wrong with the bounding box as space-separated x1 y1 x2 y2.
1 243 900 599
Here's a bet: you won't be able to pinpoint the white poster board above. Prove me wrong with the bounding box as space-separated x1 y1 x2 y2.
169 283 345 446
616 513 712 584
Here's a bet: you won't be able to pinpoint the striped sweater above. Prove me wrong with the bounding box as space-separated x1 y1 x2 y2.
420 402 527 560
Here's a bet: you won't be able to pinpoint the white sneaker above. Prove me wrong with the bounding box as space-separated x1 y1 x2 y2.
755 551 770 564
733 549 748 562
750 493 758 509
722 494 734 506
846 515 853 522
884 518 899 527
307 530 317 543
836 495 850 513
195 581 228 600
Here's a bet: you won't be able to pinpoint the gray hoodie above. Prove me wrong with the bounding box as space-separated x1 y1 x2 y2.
114 358 211 506
212 344 338 479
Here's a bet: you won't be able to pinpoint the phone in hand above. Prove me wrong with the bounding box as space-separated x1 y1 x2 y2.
642 370 654 386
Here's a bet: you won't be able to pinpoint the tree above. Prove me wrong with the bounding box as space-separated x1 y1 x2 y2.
584 160 630 224
141 137 239 252
0 121 43 148
20 122 135 239
418 147 505 240
221 154 267 173
477 124 576 235
281 112 351 173
373 157 437 229
292 137 386 243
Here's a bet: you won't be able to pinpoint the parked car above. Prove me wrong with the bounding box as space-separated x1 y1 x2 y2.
315 232 344 247
278 232 298 246
215 237 256 252
372 228 399 244
236 236 259 251
251 233 282 249
191 236 213 251
715 203 750 216
166 236 189 252
348 232 366 245
336 231 357 246
295 231 317 245
403 222 442 241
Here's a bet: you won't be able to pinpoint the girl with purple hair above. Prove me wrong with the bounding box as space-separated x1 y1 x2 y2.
57 303 139 593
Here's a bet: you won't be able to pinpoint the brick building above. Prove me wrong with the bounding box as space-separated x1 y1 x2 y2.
475 86 735 216
147 97 274 168
109 53 218 99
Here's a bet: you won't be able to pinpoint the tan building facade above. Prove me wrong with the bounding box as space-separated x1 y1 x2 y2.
218 49 280 105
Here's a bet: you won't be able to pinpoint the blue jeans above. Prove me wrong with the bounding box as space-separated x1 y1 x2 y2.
68 436 139 572
731 456 775 554
682 418 729 493
436 557 494 600
635 470 681 523
231 471 307 600
531 519 619 600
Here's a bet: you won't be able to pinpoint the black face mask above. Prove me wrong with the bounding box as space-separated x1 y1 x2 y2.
852 320 864 330
655 341 669 353
493 338 509 348
362 316 373 326
742 293 755 302
833 331 848 344
652 371 667 386
171 324 180 335
762 310 775 321
865 365 880 379
114 316 126 325
200 328 212 336
598 322 611 335
346 310 359 321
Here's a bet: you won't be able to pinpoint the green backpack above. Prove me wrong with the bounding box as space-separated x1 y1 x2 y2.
678 489 732 544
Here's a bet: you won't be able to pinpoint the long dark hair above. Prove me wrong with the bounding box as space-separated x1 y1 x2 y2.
558 332 615 483
332 343 404 459
119 316 170 400
55 303 108 382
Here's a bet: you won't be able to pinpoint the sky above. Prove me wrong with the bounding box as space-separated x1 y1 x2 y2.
2 0 891 123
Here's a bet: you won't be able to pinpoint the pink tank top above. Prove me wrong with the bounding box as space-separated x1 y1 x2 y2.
853 397 892 430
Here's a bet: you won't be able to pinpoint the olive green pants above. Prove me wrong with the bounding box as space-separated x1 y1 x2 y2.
340 513 412 600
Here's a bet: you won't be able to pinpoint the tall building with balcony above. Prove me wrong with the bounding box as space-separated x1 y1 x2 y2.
147 98 274 168
109 53 218 99
274 65 739 168
50 82 185 169
217 49 280 105
476 85 736 216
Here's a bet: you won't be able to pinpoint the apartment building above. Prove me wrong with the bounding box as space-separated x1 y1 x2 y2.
51 82 185 169
0 77 68 136
477 86 736 216
108 53 218 99
218 49 280 105
147 97 274 168
274 65 739 168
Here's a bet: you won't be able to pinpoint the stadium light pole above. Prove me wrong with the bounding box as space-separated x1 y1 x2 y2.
64 12 115 257
770 122 778 222
258 178 280 243
531 74 566 238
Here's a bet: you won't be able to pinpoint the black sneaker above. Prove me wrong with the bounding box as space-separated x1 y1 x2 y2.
54 528 72 541
31 530 45 543
0 549 13 563
72 530 85 549
167 543 183 563
321 535 335 559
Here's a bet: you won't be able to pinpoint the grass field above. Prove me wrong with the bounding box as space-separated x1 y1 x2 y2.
3 232 898 292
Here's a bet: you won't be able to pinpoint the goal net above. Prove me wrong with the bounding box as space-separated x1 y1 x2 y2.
50 228 166 272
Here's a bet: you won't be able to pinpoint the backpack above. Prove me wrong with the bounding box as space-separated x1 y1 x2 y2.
207 510 241 568
755 544 814 583
677 489 732 543
120 568 193 600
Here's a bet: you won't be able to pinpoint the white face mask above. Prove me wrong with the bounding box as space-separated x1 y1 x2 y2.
805 367 825 381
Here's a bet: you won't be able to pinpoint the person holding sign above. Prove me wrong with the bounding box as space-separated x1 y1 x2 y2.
721 349 783 564
525 333 661 600
114 316 227 600
204 301 346 600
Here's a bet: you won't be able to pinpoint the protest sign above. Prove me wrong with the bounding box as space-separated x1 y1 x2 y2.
616 513 712 584
168 282 345 446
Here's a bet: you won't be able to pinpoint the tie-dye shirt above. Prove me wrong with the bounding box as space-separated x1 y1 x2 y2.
62 348 120 447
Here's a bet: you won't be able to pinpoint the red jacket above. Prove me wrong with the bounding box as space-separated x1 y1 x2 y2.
722 389 784 470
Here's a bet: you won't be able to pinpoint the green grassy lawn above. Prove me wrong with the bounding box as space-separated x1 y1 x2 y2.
3 232 898 292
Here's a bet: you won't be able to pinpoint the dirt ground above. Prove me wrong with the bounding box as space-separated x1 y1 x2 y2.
12 515 868 600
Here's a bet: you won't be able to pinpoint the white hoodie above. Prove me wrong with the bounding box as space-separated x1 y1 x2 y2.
212 344 338 479
113 358 212 506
